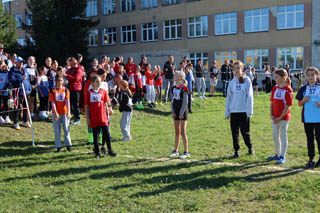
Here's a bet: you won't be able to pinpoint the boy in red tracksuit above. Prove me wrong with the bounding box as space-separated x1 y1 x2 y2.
154 65 164 106
66 57 84 125
134 65 144 109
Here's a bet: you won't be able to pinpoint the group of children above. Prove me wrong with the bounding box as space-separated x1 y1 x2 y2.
225 61 320 169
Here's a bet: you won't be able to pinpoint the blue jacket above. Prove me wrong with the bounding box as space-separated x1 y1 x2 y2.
0 71 9 96
186 73 192 92
8 66 32 96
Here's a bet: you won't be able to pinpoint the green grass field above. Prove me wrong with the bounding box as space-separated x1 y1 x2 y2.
1 92 320 213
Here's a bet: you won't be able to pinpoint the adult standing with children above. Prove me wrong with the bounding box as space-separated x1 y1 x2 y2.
163 55 176 103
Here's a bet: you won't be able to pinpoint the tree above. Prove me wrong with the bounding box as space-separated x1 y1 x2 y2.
25 0 99 66
0 1 17 51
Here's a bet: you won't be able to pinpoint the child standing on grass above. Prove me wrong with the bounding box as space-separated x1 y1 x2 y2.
119 80 133 142
38 66 49 119
225 61 254 158
145 64 155 108
169 71 190 159
296 67 320 169
0 62 11 124
134 65 144 109
154 65 164 106
85 75 116 158
268 69 293 164
185 64 193 113
49 74 72 152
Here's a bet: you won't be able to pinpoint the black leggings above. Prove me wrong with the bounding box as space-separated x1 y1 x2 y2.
188 92 192 112
230 112 252 152
14 96 28 124
92 126 112 154
0 96 9 117
304 123 320 160
135 88 142 102
39 96 49 111
155 86 162 102
70 91 80 120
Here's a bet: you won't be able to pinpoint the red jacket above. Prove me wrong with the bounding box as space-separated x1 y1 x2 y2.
154 72 164 87
125 63 136 74
145 70 154 85
66 66 84 91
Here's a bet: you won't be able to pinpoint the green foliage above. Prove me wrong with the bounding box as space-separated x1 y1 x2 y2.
25 0 99 65
0 2 17 50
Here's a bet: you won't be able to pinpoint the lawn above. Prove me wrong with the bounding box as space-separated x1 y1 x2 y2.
0 92 320 213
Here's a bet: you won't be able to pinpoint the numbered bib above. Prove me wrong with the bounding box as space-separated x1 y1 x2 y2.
306 85 320 97
273 88 286 100
234 83 243 92
173 88 181 100
90 93 102 102
25 68 35 76
55 92 65 101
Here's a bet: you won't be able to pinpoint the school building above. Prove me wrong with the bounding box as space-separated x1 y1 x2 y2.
86 0 315 73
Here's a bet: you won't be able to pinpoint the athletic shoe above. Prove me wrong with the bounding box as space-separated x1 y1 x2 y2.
277 156 286 164
0 116 5 124
120 136 131 142
151 103 155 108
233 151 240 158
21 122 31 128
315 159 320 168
139 105 144 109
179 152 190 159
169 150 179 158
13 123 21 130
56 147 62 153
95 154 101 159
108 149 117 157
248 149 255 155
198 96 203 99
5 116 12 124
267 155 280 161
136 105 140 109
72 119 80 125
148 103 153 108
202 96 208 99
305 160 315 169
101 147 107 155
67 146 72 152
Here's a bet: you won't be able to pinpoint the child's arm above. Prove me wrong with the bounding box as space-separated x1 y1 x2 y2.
273 105 290 124
298 96 309 106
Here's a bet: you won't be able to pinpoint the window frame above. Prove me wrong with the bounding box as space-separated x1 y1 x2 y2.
141 0 157 9
102 0 115 15
120 0 136 12
244 8 269 33
162 0 181 6
141 22 158 42
214 50 237 68
188 16 208 38
102 27 117 45
121 25 137 44
276 47 304 70
163 19 182 40
215 12 237 35
244 49 269 71
188 52 209 72
277 4 304 30
88 29 99 47
85 0 98 17
14 14 23 28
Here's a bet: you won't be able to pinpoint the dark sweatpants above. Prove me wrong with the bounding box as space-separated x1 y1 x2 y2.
230 112 252 152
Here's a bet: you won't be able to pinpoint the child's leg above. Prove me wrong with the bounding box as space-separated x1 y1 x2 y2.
22 96 28 123
230 113 241 152
180 120 188 153
304 123 315 160
188 93 192 112
61 114 72 147
315 124 320 157
52 115 62 148
92 127 101 154
102 126 112 150
151 86 155 103
0 96 4 118
239 113 252 150
272 121 281 156
174 120 181 151
155 86 159 102
3 96 9 117
201 77 206 97
279 120 289 157
87 127 93 143
196 78 201 97
146 85 151 103
126 111 132 137
120 112 130 137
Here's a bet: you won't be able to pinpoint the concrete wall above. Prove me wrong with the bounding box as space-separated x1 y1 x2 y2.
312 0 320 68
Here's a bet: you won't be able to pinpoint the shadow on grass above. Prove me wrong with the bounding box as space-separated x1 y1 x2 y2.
135 107 171 117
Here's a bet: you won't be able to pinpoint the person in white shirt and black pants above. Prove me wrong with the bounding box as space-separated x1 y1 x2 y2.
225 61 254 158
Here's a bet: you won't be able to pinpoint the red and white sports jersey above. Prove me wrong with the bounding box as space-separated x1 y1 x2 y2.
270 85 293 120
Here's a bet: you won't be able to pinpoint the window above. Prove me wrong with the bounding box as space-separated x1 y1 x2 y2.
121 25 136 44
163 19 182 40
188 53 209 71
141 0 157 9
26 12 32 26
277 47 304 70
188 16 208 37
163 0 181 5
142 22 158 42
103 27 116 45
277 4 304 29
245 49 269 70
215 12 237 35
215 51 237 68
102 0 115 15
85 0 98 17
88 29 98 47
245 8 269 32
17 38 26 46
121 0 136 12
14 14 23 28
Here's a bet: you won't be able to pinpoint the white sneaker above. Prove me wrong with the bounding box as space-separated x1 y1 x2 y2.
5 116 12 124
13 123 21 130
179 152 190 159
198 96 203 99
120 136 131 141
21 122 31 128
169 151 179 158
0 116 5 124
202 96 207 99
191 97 194 102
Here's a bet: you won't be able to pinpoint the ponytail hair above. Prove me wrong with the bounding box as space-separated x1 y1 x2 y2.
233 60 245 84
